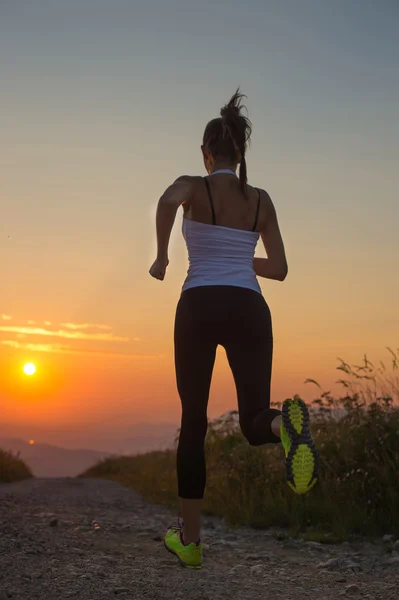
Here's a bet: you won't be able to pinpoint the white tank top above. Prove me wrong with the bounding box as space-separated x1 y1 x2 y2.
181 170 262 295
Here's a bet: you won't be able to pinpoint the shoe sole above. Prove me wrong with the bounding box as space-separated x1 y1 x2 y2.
282 399 319 495
164 541 203 570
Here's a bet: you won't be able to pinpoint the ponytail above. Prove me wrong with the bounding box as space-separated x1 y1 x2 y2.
203 88 252 194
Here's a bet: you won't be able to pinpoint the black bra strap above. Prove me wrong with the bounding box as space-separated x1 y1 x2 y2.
252 188 261 232
204 177 216 225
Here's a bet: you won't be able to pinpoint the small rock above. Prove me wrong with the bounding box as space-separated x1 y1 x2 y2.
250 564 265 574
306 541 324 551
344 584 361 595
49 519 58 527
307 541 323 547
113 588 130 595
229 565 246 574
387 555 399 565
318 558 348 570
394 540 399 549
382 534 395 543
245 553 270 561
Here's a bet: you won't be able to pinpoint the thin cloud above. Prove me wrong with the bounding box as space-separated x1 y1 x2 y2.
61 322 113 331
0 319 143 357
2 340 70 353
0 325 128 342
1 314 12 321
1 340 161 359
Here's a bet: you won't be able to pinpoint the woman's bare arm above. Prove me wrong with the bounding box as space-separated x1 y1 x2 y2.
149 177 191 280
253 191 288 281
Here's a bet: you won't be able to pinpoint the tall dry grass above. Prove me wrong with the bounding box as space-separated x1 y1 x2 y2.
0 448 33 483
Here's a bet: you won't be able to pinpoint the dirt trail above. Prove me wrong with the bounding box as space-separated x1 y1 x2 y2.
0 478 398 599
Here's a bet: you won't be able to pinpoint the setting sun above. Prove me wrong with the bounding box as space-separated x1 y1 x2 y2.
23 363 37 376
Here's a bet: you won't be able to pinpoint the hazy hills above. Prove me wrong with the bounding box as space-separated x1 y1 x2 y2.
0 438 113 478
0 412 255 477
0 422 179 477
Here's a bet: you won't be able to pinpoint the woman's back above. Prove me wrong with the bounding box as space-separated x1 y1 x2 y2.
183 172 266 232
181 171 265 294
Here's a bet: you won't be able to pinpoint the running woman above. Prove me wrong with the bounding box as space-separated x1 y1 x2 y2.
149 89 318 569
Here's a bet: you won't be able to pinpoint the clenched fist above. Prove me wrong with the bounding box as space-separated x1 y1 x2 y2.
149 257 169 281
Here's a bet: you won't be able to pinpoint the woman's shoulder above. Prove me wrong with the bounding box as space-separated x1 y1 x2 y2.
173 176 205 201
252 186 273 209
250 185 271 198
174 174 204 185
170 176 204 208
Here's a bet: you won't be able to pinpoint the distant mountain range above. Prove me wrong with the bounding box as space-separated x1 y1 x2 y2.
0 421 179 455
0 422 179 477
0 437 115 478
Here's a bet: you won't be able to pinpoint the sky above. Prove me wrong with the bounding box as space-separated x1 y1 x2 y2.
1 0 398 451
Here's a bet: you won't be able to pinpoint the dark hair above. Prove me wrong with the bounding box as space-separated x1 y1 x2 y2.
203 88 252 193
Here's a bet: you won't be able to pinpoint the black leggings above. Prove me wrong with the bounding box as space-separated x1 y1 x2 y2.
174 285 281 499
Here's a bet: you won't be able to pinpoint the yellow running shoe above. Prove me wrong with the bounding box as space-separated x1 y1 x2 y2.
164 518 202 569
280 398 319 494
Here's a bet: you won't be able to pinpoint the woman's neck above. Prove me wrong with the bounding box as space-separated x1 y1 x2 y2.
210 161 237 174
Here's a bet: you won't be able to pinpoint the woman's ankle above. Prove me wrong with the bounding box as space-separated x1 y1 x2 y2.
181 529 200 546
